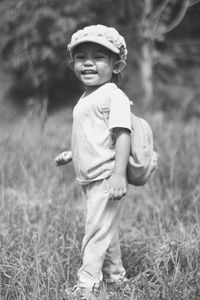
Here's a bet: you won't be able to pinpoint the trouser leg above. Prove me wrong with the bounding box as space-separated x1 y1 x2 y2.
77 178 124 289
102 231 126 283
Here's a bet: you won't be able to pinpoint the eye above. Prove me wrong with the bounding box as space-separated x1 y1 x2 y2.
74 53 85 59
95 53 107 59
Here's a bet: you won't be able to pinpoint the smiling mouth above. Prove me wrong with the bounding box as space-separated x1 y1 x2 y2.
81 70 97 75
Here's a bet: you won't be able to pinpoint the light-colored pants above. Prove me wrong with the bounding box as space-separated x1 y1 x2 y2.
78 178 126 289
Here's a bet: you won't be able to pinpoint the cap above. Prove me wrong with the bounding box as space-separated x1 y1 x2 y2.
68 24 127 61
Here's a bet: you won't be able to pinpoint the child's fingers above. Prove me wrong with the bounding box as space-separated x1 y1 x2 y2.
63 152 72 162
109 187 125 200
56 159 66 165
109 187 119 200
55 158 61 166
54 151 72 167
55 156 64 166
117 190 123 199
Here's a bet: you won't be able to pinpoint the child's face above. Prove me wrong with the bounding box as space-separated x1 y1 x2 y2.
73 42 117 91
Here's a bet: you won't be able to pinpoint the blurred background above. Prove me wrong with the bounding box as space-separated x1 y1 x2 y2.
1 1 200 299
0 0 200 121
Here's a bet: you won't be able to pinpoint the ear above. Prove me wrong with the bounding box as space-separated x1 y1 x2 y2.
113 60 126 74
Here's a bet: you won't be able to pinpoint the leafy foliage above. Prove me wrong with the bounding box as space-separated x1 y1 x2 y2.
0 0 200 110
0 0 93 105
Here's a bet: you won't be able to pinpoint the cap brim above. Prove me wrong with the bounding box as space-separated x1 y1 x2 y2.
69 35 119 55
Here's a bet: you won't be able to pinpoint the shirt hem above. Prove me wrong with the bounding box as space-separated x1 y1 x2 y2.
76 173 111 185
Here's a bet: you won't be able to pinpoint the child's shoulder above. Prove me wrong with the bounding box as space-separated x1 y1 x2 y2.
99 83 130 111
104 82 129 102
102 82 117 92
103 82 126 97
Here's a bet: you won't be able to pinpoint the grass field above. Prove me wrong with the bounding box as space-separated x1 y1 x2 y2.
0 106 200 300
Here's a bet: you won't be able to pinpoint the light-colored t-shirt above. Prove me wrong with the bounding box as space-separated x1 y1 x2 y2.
71 82 131 184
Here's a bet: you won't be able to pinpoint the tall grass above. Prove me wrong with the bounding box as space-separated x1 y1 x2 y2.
0 109 200 299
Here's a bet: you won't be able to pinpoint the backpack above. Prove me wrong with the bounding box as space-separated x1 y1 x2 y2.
101 102 158 186
127 113 158 186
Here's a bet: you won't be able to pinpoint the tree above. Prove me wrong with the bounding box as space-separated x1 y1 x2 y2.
85 0 200 106
138 0 200 105
1 0 200 113
0 0 93 126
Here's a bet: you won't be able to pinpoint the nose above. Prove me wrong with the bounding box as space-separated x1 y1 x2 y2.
84 56 94 66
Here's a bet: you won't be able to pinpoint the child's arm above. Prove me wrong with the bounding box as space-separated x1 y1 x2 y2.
54 151 72 166
108 128 131 200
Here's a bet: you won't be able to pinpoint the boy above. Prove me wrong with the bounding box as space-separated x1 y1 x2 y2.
55 24 131 300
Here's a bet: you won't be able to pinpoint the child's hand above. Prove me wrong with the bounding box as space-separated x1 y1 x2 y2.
108 173 127 200
54 151 72 166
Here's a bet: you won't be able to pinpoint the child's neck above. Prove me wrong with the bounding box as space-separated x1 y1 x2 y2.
84 82 110 97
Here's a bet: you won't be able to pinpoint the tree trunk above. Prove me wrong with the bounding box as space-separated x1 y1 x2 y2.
140 41 154 105
140 0 154 106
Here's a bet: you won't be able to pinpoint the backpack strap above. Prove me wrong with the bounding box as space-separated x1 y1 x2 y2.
101 105 110 128
101 100 133 129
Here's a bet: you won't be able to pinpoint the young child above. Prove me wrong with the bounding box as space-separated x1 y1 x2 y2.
55 24 131 300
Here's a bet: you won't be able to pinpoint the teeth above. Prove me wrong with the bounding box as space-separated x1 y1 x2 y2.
82 70 96 74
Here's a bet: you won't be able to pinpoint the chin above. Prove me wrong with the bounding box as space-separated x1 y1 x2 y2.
83 80 100 86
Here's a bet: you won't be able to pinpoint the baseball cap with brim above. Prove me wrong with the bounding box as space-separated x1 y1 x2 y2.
68 24 127 61
69 35 120 56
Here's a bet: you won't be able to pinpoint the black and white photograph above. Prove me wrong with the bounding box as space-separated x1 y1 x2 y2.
0 1 200 299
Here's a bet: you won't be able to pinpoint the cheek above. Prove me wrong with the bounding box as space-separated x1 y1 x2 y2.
73 62 80 71
98 62 113 74
101 65 114 78
73 63 81 75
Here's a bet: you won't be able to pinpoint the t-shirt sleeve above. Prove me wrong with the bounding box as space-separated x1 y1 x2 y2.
108 88 132 132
